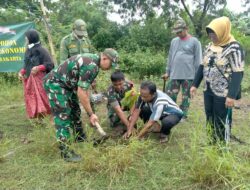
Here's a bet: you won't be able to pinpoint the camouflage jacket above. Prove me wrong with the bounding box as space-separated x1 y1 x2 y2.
45 53 100 90
107 80 134 111
60 33 95 64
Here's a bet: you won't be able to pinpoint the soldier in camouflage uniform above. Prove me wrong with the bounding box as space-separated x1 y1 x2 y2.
106 71 135 136
60 19 95 64
60 19 98 125
44 48 118 162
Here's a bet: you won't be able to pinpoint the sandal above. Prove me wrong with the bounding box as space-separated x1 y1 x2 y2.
159 134 169 143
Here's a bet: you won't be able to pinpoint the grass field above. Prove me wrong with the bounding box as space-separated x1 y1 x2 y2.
0 69 250 190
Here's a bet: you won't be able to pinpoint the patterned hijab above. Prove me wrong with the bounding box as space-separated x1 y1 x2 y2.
206 16 236 46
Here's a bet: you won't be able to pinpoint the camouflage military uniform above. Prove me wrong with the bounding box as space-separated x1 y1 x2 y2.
166 80 193 118
44 53 99 141
107 80 133 128
60 33 95 64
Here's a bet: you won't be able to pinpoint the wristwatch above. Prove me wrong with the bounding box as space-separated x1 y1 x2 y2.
87 112 94 117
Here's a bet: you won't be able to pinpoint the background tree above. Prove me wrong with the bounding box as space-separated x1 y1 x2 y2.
0 0 249 78
108 0 230 37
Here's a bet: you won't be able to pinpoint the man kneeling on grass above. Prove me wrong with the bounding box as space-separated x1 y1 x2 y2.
106 70 138 136
124 81 183 143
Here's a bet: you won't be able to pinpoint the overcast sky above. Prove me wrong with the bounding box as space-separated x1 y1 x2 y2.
226 0 247 12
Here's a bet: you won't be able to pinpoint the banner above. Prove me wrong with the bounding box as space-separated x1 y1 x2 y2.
0 22 35 72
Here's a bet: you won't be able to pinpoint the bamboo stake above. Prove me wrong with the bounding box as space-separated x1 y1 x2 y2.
40 0 58 65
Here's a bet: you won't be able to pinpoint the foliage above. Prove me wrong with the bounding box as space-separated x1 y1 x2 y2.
241 63 250 93
119 49 166 79
232 29 250 64
0 6 30 25
0 73 19 85
108 0 229 37
91 23 124 50
117 17 172 52
0 0 124 60
107 0 179 20
121 88 140 109
178 0 227 37
0 0 249 82
95 70 112 92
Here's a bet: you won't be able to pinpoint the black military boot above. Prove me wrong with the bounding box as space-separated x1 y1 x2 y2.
75 132 87 142
74 126 87 143
59 143 82 162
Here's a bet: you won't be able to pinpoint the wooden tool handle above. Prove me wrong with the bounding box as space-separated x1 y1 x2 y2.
95 122 107 136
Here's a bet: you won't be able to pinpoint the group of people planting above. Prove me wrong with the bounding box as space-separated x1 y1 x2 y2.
18 16 244 162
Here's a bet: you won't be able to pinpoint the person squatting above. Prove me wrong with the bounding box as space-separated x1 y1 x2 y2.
20 16 244 162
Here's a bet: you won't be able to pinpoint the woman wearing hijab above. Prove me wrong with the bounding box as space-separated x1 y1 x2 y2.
190 17 244 143
18 29 54 119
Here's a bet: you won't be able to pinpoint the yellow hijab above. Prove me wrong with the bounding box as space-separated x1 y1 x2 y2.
206 16 236 46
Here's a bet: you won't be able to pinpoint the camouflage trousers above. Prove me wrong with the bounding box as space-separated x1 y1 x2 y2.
108 109 128 136
108 107 130 129
108 109 124 128
43 81 83 141
165 79 193 117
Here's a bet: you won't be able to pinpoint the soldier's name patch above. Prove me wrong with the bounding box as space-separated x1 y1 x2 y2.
69 44 77 49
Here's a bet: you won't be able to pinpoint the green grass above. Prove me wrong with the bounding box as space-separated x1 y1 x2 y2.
0 68 250 190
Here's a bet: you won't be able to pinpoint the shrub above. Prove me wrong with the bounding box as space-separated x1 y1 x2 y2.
116 17 172 53
232 29 250 65
0 73 19 85
118 49 166 79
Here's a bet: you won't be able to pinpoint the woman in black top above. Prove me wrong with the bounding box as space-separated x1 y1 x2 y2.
18 29 54 119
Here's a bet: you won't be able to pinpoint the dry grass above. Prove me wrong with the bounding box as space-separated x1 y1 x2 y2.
1 70 250 189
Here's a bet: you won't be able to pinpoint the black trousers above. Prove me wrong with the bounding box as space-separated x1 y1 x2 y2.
204 86 227 142
140 106 182 135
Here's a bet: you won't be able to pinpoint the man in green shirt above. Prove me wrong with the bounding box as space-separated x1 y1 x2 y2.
106 71 137 136
44 48 118 162
60 19 95 64
60 19 98 138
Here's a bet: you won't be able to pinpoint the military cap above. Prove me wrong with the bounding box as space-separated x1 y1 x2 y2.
73 19 88 37
103 48 119 67
172 19 187 33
